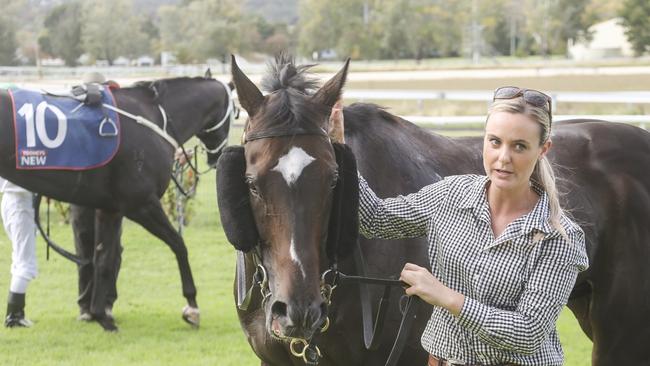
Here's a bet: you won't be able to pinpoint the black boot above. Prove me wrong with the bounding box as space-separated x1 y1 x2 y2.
5 292 33 328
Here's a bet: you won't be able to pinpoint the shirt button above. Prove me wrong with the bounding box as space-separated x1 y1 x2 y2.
473 274 481 281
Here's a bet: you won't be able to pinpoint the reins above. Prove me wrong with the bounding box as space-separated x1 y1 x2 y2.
33 194 89 265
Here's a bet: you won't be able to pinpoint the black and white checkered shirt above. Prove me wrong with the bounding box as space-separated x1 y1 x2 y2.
358 174 588 366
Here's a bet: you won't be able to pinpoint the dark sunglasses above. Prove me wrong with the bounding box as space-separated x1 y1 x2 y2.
493 86 553 120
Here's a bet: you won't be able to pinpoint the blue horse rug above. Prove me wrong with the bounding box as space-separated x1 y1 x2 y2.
8 87 120 170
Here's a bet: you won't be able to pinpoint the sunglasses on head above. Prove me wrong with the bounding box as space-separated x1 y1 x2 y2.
493 86 553 120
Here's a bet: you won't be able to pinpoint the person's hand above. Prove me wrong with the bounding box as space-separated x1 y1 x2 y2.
328 100 345 144
400 262 465 316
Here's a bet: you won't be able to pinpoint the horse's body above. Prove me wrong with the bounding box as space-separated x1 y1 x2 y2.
0 76 232 330
221 56 650 365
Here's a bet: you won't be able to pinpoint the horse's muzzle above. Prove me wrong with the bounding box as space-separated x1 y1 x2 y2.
269 298 328 340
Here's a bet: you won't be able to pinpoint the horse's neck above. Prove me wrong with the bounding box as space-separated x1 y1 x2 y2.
347 112 483 194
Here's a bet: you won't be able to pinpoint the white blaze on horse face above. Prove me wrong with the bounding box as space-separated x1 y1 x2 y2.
271 147 316 186
290 237 307 278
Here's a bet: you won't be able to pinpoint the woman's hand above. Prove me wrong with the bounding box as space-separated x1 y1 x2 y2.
328 100 345 144
400 263 465 316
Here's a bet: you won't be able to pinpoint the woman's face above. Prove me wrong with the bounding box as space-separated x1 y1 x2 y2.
483 111 551 192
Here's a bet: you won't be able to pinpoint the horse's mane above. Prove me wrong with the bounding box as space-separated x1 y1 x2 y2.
131 77 211 101
254 54 329 132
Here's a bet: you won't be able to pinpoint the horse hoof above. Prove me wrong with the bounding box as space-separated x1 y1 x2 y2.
182 305 200 328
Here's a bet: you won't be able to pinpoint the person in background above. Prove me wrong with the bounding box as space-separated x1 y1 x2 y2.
73 72 123 321
0 178 37 328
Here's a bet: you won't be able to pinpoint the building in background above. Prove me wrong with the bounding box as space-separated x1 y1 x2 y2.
568 18 634 60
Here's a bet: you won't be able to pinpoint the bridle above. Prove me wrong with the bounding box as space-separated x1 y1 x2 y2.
238 127 421 366
163 79 236 195
199 79 235 157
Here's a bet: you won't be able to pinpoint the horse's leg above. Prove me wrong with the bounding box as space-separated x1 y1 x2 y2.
89 209 123 331
125 199 199 326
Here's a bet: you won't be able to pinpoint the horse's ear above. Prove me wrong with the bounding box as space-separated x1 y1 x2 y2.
231 55 264 117
312 58 350 109
204 68 212 79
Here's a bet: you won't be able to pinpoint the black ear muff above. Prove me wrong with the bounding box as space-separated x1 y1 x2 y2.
327 143 359 262
216 145 259 252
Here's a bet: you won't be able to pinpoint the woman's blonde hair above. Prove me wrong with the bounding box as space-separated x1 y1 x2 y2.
487 97 567 239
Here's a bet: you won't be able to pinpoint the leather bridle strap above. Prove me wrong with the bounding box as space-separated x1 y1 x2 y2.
336 240 422 366
243 127 328 142
33 194 90 266
337 272 421 366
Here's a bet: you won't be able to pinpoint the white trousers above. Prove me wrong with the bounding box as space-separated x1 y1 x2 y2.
1 191 38 293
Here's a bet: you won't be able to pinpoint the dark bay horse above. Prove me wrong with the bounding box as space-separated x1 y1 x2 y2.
0 74 233 331
219 56 650 365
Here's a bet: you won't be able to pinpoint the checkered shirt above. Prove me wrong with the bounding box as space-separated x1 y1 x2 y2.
358 174 588 366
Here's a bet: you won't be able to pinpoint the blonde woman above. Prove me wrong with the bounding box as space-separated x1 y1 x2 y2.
329 87 589 366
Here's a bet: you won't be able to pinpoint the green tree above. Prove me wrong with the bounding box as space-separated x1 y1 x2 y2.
0 17 17 65
159 0 252 63
523 0 594 56
81 0 149 64
298 0 379 60
620 0 650 55
39 2 82 66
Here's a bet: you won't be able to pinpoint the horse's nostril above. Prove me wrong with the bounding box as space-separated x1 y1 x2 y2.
305 300 328 329
271 301 288 318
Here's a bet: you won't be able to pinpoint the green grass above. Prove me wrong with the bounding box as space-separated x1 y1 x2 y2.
0 133 593 365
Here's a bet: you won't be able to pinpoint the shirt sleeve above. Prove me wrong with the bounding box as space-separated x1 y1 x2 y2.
358 173 448 240
456 228 588 355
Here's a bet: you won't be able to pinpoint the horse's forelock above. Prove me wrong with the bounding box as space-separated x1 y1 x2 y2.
255 88 329 133
261 54 319 94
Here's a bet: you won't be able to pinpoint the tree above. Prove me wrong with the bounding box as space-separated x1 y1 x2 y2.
523 0 594 56
81 0 149 64
0 17 17 65
39 2 82 66
620 0 650 56
159 0 251 63
298 0 379 60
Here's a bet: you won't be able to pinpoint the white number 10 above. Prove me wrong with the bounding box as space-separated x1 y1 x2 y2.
17 102 67 149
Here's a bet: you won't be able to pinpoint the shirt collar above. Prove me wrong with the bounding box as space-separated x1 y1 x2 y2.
521 180 554 235
458 175 490 210
458 176 553 235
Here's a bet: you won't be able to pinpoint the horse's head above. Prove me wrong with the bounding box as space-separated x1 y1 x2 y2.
217 55 359 341
148 74 233 166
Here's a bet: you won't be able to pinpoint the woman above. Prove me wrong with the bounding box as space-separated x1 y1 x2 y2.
329 87 588 366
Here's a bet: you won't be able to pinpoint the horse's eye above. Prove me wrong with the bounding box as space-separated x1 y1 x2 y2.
245 177 260 197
